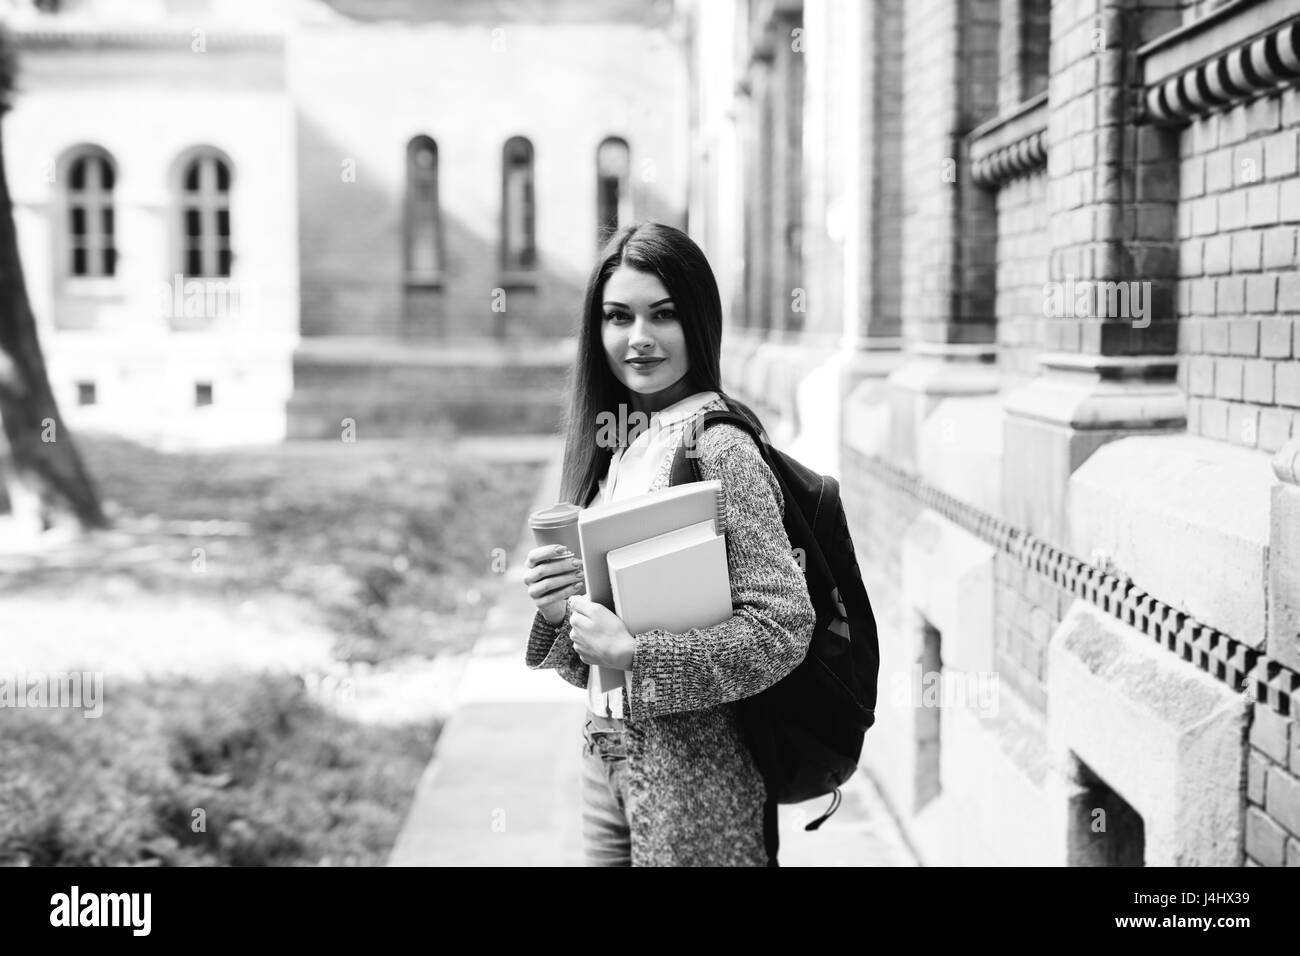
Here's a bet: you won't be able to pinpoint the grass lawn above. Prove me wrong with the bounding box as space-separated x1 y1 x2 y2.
0 432 548 866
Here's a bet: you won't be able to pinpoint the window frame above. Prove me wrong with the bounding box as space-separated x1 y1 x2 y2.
595 136 631 249
55 144 120 297
404 135 445 289
500 135 538 287
172 145 236 282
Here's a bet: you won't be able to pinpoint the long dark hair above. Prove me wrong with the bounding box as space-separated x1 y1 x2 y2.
557 220 764 507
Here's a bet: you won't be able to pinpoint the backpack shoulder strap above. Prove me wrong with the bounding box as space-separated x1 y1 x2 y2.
669 408 769 487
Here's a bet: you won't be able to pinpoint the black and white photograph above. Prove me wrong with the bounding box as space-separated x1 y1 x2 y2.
0 0 1296 914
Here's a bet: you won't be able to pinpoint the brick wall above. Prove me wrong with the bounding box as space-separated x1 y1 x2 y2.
899 0 1001 346
900 0 959 345
992 549 1072 715
1246 705 1300 866
860 0 904 342
1178 88 1300 453
996 169 1050 379
956 0 1002 344
1045 0 1105 351
1045 0 1181 357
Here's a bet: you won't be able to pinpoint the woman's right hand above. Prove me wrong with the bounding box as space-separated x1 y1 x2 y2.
524 545 586 624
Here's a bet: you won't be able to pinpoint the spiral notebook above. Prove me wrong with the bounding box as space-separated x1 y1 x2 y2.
576 479 726 694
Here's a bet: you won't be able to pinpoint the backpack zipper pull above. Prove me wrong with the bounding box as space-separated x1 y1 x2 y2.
804 789 842 831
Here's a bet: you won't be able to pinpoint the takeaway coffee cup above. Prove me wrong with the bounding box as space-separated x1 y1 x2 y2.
528 502 583 562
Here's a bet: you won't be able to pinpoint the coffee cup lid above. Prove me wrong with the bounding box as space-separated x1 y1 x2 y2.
529 502 581 528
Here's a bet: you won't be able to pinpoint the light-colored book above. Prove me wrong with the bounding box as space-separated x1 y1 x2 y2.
576 480 726 695
577 479 725 612
607 520 733 639
604 520 733 698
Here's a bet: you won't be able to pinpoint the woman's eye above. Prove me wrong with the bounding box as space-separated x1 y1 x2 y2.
603 309 674 322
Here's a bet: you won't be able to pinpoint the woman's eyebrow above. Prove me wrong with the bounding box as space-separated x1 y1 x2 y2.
602 298 675 308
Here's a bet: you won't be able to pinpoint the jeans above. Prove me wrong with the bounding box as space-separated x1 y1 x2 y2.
581 713 633 867
579 712 782 867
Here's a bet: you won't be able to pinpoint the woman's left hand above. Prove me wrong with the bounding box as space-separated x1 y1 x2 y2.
567 595 636 670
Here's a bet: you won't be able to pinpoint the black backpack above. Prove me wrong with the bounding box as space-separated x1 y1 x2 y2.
668 405 880 833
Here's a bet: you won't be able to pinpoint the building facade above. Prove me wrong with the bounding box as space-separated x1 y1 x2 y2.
5 9 299 448
685 0 1300 866
3 0 688 444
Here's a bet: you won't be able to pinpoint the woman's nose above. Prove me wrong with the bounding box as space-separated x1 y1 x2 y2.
628 317 655 348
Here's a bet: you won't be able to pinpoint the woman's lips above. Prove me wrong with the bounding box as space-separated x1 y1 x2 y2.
627 358 665 371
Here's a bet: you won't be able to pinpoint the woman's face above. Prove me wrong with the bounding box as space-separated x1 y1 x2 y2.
601 266 691 402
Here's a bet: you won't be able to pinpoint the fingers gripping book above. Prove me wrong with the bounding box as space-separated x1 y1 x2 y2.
576 481 733 694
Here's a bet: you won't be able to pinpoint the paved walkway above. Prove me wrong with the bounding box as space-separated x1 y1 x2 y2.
388 439 918 867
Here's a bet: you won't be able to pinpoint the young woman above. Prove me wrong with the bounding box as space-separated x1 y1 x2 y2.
522 221 815 867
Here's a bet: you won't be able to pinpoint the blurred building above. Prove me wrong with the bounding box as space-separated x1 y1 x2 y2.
2 0 687 445
685 0 1300 866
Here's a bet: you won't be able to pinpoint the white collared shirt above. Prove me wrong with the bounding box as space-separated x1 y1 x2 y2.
588 389 721 717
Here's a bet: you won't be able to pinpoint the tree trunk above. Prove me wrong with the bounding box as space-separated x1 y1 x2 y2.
0 41 108 535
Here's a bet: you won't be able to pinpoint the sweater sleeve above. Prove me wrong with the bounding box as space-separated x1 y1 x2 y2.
525 607 590 690
624 424 816 721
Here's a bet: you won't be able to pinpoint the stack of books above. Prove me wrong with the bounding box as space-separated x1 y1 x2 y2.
576 480 734 694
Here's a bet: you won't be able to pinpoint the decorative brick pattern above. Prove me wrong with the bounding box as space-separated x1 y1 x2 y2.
854 452 1300 722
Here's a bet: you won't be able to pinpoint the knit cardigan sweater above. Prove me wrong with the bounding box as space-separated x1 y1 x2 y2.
525 396 816 866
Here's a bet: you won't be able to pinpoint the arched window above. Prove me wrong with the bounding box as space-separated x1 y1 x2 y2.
501 136 535 273
596 137 630 247
405 136 443 282
178 150 233 278
64 147 117 278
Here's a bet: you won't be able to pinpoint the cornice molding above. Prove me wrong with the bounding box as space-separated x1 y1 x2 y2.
8 28 284 52
968 92 1048 188
1143 15 1300 124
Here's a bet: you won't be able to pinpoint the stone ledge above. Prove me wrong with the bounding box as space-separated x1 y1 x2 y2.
1270 443 1300 671
887 353 1001 472
1275 437 1300 486
918 395 1004 519
1002 357 1186 431
842 376 892 459
901 510 996 674
1046 601 1247 866
1068 433 1273 645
